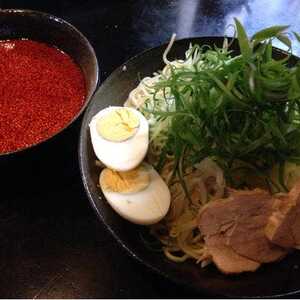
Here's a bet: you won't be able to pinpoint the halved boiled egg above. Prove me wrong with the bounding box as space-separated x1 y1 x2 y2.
99 163 171 225
89 106 149 171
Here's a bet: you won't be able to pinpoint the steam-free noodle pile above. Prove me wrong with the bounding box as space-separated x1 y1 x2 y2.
124 21 300 267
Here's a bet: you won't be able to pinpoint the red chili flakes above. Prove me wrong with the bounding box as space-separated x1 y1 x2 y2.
0 39 86 153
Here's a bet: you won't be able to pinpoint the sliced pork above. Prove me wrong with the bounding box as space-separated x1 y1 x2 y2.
266 181 300 248
203 233 260 274
198 189 288 274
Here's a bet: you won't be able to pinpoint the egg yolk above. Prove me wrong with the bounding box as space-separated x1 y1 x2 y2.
96 108 140 142
100 165 150 194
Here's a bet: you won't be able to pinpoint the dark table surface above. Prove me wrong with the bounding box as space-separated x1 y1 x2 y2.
1 0 300 298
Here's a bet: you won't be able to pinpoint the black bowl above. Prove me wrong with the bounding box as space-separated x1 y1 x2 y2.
79 37 300 298
0 9 98 195
0 9 98 157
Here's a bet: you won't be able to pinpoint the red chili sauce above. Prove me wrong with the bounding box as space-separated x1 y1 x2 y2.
0 39 86 153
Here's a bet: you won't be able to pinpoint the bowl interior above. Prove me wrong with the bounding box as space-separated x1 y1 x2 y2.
79 37 300 298
0 9 98 156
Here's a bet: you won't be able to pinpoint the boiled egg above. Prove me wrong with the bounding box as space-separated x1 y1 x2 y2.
99 163 171 225
89 106 149 171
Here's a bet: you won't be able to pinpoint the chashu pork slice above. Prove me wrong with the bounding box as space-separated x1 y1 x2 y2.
201 228 260 274
266 181 300 248
198 189 287 274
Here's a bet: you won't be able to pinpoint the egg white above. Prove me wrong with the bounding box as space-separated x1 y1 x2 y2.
89 106 149 171
100 165 171 225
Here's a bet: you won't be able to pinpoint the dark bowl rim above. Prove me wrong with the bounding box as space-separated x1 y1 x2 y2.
78 36 300 298
0 8 99 157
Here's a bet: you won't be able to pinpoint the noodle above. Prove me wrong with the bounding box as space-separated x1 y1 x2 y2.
148 158 225 263
163 33 177 65
97 23 300 272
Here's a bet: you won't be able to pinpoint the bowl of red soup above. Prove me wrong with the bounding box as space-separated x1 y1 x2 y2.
0 9 98 155
0 9 98 194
